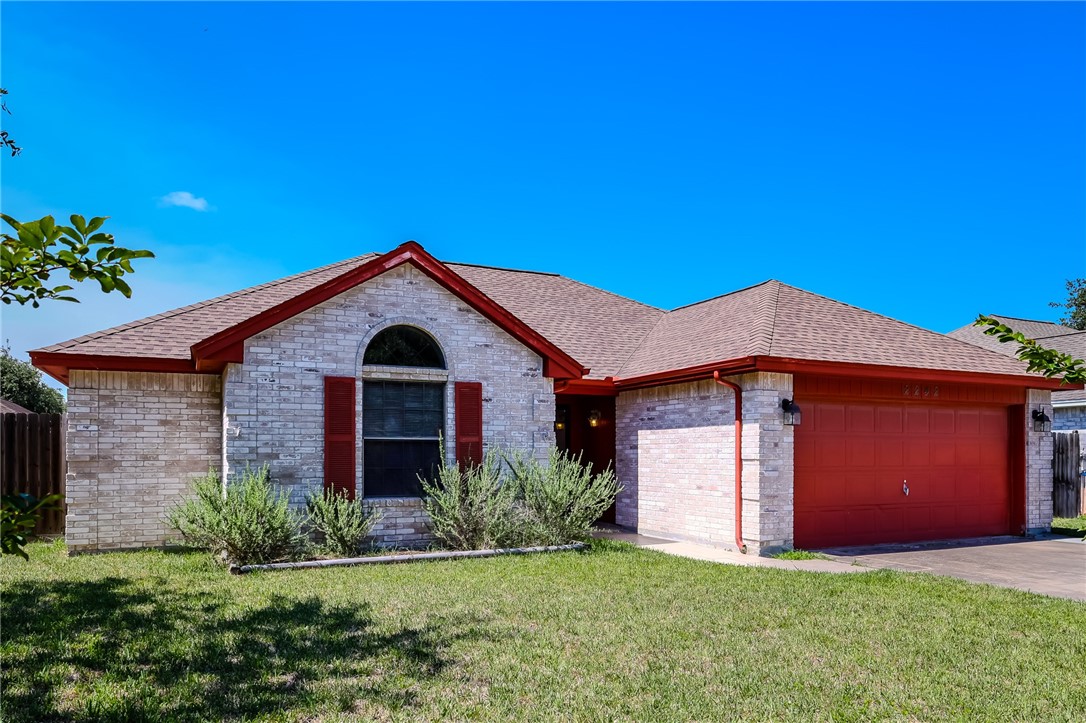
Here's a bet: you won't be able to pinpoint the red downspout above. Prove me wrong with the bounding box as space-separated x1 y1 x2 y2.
713 371 747 554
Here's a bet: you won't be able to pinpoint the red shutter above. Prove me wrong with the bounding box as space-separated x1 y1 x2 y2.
455 381 483 469
324 376 356 499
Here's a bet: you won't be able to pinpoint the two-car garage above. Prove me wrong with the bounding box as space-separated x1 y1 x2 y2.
793 374 1024 549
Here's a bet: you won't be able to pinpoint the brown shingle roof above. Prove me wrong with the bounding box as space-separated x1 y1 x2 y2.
948 317 1086 402
619 281 1036 379
37 254 379 359
34 249 1059 384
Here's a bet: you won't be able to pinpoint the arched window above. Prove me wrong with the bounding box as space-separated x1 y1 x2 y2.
363 326 446 368
362 326 445 497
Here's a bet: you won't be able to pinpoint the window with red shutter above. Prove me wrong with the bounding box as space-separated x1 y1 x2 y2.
324 376 357 499
454 381 483 468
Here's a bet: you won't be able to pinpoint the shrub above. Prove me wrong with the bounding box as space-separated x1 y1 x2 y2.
167 466 308 566
305 489 382 557
507 449 620 545
419 446 526 551
1 492 63 560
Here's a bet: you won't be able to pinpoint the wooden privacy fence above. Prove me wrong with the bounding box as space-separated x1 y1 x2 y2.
1053 431 1084 519
0 413 66 535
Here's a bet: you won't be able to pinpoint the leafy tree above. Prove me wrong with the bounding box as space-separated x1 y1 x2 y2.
1050 278 1086 330
1 214 155 306
974 316 1085 384
0 345 65 413
0 88 154 306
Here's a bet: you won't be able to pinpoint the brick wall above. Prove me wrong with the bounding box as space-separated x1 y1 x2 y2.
614 372 794 555
222 263 555 538
66 371 222 552
1026 389 1054 532
1054 403 1086 434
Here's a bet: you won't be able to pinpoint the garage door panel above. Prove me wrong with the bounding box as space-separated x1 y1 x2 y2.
876 407 903 433
818 405 846 432
931 409 955 434
905 408 929 434
875 438 903 466
796 397 1011 548
847 438 875 466
905 438 930 466
848 406 875 433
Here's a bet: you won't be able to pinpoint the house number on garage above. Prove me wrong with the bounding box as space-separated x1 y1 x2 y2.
902 384 939 399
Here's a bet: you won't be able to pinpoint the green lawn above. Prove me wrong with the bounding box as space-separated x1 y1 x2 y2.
3 540 1085 722
1052 515 1086 538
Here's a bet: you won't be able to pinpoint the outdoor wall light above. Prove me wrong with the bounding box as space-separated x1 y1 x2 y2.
1031 409 1052 433
587 409 602 428
781 398 802 426
554 407 567 432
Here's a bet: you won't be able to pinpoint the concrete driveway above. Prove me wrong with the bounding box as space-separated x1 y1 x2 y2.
820 535 1086 602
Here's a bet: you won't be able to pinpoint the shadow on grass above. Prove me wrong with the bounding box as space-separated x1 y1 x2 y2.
1 576 494 722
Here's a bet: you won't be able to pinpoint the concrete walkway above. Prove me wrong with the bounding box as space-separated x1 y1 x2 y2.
596 528 868 574
598 527 1086 600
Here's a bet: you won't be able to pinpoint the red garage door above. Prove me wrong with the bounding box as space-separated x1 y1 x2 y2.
795 400 1012 548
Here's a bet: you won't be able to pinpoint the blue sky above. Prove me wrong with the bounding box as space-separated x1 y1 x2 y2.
2 2 1084 389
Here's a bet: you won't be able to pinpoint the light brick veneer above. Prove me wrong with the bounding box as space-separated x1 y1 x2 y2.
66 371 222 552
1054 403 1086 434
222 263 555 538
615 372 794 555
1026 389 1055 533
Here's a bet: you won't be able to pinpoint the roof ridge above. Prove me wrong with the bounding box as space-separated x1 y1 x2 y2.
993 313 1071 326
776 282 1035 370
552 274 665 313
768 279 783 356
668 279 777 313
746 280 779 356
41 253 378 352
445 261 560 278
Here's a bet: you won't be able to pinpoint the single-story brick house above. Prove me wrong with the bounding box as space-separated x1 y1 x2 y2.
949 317 1086 434
33 242 1073 554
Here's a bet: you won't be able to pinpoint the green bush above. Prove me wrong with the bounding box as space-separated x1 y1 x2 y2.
1 492 63 560
305 489 382 557
508 449 620 545
167 466 308 566
419 445 621 550
419 446 526 551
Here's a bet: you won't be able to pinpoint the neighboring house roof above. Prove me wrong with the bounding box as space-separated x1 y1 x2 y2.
0 398 33 414
31 242 1072 391
948 316 1086 404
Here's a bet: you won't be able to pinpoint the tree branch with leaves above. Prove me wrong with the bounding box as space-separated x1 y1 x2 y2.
974 315 1085 384
1 214 155 306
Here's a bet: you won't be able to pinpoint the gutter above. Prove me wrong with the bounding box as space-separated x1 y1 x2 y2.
713 370 747 554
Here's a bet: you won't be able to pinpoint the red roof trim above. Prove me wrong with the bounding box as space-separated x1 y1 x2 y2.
28 351 206 386
190 241 588 380
756 357 1079 390
608 355 1077 392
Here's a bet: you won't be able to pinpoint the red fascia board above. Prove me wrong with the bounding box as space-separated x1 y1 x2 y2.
755 357 1080 390
555 378 618 396
613 358 758 390
29 351 206 387
610 355 1078 392
190 241 589 380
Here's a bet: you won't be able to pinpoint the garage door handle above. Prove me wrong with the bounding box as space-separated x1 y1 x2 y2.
903 480 909 497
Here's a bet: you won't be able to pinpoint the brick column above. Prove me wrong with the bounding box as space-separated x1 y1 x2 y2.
1025 388 1054 533
736 372 795 555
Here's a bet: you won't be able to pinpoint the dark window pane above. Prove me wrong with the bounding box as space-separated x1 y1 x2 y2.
364 440 441 497
363 326 446 368
364 381 444 440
